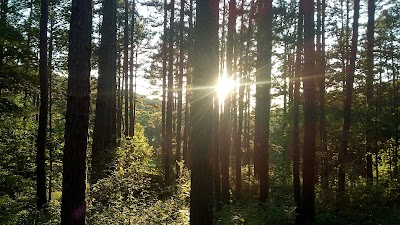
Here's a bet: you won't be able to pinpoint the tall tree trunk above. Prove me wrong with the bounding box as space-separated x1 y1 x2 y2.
293 0 303 223
221 0 236 202
319 0 329 190
302 0 316 223
37 0 48 209
393 38 399 179
60 0 92 224
162 0 168 173
254 0 272 203
365 0 375 183
129 0 135 137
124 0 129 137
117 56 122 141
183 0 193 167
91 0 117 183
220 0 226 76
0 0 8 67
337 0 360 212
176 0 184 176
133 50 137 136
245 0 254 194
235 0 246 200
166 0 175 184
48 12 54 202
189 0 218 222
213 94 221 208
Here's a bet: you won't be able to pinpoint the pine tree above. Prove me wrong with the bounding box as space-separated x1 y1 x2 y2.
189 0 218 222
60 0 92 224
255 0 273 203
36 0 48 209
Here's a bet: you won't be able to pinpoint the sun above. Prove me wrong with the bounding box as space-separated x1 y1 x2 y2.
217 75 234 103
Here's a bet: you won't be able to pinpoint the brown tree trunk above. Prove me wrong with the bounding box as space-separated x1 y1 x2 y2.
302 0 316 223
176 0 184 176
189 0 218 222
337 0 360 212
183 0 193 168
60 0 92 224
293 0 303 223
162 0 168 173
365 0 375 183
254 0 272 203
124 0 129 137
221 0 236 202
129 0 135 137
117 56 122 141
91 0 117 183
213 95 221 208
166 0 175 184
37 0 48 209
0 0 8 67
319 0 329 191
48 11 54 202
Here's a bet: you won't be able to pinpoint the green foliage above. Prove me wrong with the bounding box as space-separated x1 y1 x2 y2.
87 124 189 224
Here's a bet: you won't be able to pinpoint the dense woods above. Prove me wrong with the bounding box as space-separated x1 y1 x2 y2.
1 0 400 224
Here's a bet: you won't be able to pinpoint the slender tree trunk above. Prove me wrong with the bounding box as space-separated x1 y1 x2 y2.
133 50 137 136
124 0 129 137
36 0 48 209
365 0 375 183
220 0 226 76
166 0 175 184
48 12 54 202
91 0 117 183
162 0 168 173
245 0 254 194
302 0 316 223
183 0 193 167
189 0 218 222
117 56 122 141
254 0 272 203
337 0 360 213
319 0 329 190
213 94 221 208
393 39 399 179
293 0 303 223
0 0 8 67
235 0 246 200
221 0 236 202
129 0 135 137
176 0 184 176
60 0 92 224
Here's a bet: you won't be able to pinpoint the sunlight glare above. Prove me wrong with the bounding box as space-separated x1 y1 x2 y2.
217 75 234 102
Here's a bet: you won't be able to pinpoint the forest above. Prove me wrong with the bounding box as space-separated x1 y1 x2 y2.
0 0 399 224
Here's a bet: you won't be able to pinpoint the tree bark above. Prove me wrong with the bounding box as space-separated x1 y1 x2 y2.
129 0 135 137
365 0 375 183
221 0 236 202
319 0 329 191
124 0 129 137
91 0 117 183
189 0 218 222
302 0 316 223
37 0 48 209
254 0 272 203
337 0 360 213
176 0 184 176
166 0 175 184
162 0 168 174
293 0 303 223
48 11 54 202
60 0 92 224
183 0 193 168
